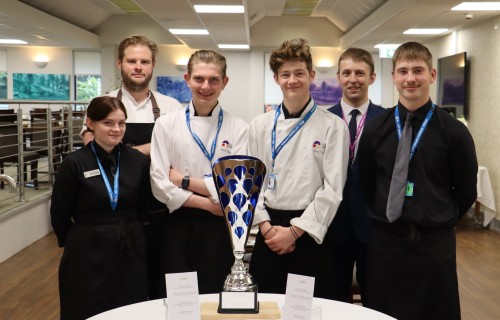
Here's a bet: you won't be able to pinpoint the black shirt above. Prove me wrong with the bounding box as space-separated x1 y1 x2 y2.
358 99 478 227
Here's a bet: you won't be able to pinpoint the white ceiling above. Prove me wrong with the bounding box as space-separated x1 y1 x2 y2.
1 0 499 51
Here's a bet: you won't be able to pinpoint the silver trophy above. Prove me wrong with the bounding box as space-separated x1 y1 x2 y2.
212 155 266 314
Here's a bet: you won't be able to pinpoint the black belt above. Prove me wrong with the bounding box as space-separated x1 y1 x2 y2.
371 219 452 244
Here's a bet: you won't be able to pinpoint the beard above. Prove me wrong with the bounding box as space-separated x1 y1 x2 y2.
121 70 153 92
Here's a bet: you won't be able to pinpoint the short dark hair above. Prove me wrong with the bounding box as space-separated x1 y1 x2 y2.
86 96 127 122
269 38 313 75
392 41 433 71
338 48 375 75
187 50 227 79
117 35 158 63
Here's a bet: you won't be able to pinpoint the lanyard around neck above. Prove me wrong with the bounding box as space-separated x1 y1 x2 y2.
271 103 317 170
91 141 120 211
185 106 224 163
394 104 435 161
341 108 367 160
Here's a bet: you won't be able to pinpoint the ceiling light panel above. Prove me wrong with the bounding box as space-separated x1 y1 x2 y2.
169 29 209 35
218 44 249 49
403 28 448 35
194 5 244 13
452 2 500 11
0 39 27 44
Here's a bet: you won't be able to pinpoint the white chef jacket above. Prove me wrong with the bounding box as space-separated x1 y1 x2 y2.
150 103 248 212
248 99 349 244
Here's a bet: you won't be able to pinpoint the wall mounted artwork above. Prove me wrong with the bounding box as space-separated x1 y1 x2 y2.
13 73 70 100
309 78 342 106
0 72 6 99
157 76 192 103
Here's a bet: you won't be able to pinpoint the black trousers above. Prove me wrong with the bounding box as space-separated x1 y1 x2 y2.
158 207 234 297
143 210 169 299
364 220 460 320
329 237 367 302
248 207 335 299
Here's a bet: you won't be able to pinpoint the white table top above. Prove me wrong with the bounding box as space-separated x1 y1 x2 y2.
477 166 497 226
88 293 396 320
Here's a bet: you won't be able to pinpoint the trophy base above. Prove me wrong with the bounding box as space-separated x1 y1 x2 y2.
217 287 259 314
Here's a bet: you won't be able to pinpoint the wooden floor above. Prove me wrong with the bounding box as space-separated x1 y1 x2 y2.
0 215 499 320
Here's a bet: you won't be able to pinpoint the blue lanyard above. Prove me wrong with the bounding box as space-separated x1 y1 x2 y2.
91 141 120 211
185 106 223 163
394 104 435 161
271 103 317 170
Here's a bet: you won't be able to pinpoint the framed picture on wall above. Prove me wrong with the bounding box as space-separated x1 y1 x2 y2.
157 76 192 103
0 72 6 99
309 78 342 106
13 73 70 100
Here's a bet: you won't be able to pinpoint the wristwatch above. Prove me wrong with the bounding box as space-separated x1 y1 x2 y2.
181 176 190 189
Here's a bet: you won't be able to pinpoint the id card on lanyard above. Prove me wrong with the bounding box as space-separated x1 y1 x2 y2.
269 103 317 190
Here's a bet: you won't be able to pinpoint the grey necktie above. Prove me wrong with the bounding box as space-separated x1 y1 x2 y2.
386 112 414 222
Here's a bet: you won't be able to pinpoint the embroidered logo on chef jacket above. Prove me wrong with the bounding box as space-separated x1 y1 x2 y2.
312 140 325 153
221 140 233 153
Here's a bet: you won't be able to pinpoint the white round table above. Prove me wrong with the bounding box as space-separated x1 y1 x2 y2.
88 293 396 320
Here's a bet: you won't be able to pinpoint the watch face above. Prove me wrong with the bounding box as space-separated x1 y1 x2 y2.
182 176 189 189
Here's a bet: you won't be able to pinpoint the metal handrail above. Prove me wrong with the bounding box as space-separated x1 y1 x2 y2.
0 100 89 204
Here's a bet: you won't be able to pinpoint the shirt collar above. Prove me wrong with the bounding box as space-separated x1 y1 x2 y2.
120 86 152 107
397 99 433 122
188 101 221 118
340 99 370 117
282 97 312 119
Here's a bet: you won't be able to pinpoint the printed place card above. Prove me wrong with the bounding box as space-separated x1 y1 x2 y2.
165 272 200 320
282 273 315 320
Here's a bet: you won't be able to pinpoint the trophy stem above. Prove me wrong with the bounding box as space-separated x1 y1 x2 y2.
223 250 255 292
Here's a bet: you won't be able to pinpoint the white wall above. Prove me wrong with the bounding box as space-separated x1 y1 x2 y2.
0 198 52 263
6 47 74 99
425 16 500 226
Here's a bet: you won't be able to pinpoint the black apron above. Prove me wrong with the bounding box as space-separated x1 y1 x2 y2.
117 89 160 147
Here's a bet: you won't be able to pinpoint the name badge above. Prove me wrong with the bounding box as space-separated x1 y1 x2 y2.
84 169 101 178
405 181 414 197
268 172 276 190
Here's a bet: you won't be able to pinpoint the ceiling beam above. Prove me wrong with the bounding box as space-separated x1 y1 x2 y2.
340 0 417 49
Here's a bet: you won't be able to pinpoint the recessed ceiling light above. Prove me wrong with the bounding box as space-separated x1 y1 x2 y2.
194 5 244 13
403 28 448 35
168 29 209 35
218 44 250 50
0 39 27 44
374 44 401 49
452 2 500 11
